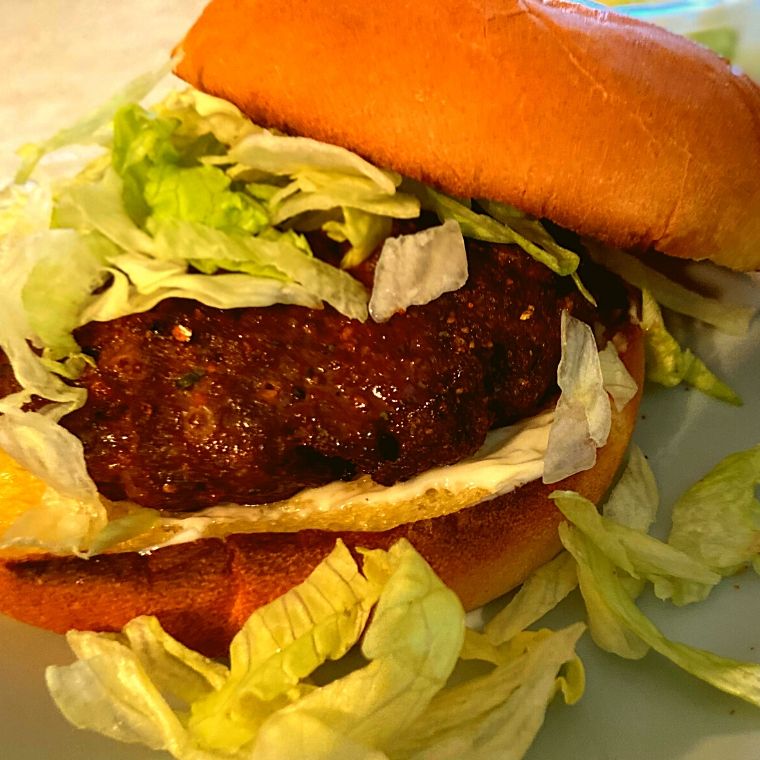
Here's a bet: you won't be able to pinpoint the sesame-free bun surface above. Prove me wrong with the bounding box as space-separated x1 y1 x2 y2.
175 0 760 271
0 326 643 656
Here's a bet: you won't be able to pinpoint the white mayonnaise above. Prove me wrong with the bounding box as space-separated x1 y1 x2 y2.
155 410 554 549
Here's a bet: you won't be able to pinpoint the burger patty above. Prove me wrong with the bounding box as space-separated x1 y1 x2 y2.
0 237 625 512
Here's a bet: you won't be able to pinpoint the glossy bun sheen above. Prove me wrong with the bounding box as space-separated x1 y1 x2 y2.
175 0 760 271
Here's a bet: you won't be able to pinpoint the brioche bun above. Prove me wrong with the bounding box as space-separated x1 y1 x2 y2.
175 0 760 271
0 325 644 656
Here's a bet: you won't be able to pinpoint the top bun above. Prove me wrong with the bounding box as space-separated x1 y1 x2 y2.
175 0 760 271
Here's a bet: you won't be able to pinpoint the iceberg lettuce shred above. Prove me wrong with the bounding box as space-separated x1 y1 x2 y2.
669 445 760 576
543 312 611 484
46 540 586 760
640 290 742 405
552 445 760 706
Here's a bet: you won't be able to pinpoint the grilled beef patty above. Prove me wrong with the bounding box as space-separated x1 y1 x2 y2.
0 233 627 512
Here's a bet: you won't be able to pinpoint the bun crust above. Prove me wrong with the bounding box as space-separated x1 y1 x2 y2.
175 0 760 271
0 326 643 657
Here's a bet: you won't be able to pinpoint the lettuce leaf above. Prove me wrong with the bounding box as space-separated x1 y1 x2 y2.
145 163 269 233
543 312 611 484
588 243 755 336
229 131 400 194
481 552 578 647
387 624 585 760
46 541 471 759
598 342 638 412
21 230 114 359
150 221 369 321
641 289 742 405
188 539 382 751
553 490 720 606
369 220 468 322
269 172 419 226
602 444 659 534
47 540 382 758
153 88 260 150
79 254 324 325
324 208 393 269
669 445 760 576
111 103 183 226
559 523 760 707
407 182 579 276
252 540 465 758
55 168 156 254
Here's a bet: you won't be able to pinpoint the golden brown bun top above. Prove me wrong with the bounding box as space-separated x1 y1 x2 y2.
175 0 760 271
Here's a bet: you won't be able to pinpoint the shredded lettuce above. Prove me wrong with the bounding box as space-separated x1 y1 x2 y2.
81 256 324 324
20 230 115 359
229 131 401 194
150 220 369 321
641 290 742 405
588 243 755 336
387 624 585 760
551 444 760 708
669 445 760 576
369 220 468 322
189 539 383 751
407 181 580 277
559 523 760 707
324 208 393 269
45 540 590 760
269 172 420 226
55 168 156 254
543 312 611 484
0 181 53 238
145 163 269 233
153 88 260 149
46 541 466 759
602 444 658 534
480 552 579 647
252 541 464 758
553 490 720 606
598 342 638 412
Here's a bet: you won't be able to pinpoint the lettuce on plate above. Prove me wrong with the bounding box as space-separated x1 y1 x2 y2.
552 446 760 707
668 445 760 576
601 444 658 534
387 624 585 760
553 490 720 606
46 540 587 760
559 523 760 708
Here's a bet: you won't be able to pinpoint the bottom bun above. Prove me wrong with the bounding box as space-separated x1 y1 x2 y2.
0 326 643 657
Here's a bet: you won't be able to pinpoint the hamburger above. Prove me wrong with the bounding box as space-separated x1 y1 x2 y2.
0 0 758 665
